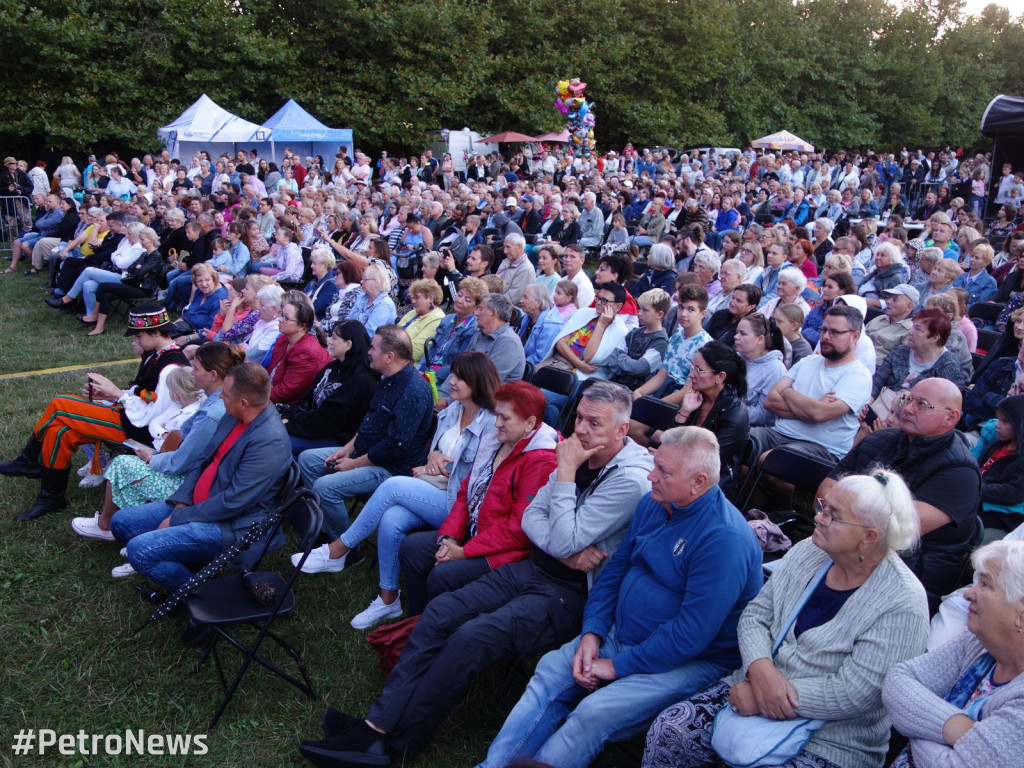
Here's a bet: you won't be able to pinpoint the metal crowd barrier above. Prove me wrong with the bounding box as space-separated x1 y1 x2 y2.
0 195 33 257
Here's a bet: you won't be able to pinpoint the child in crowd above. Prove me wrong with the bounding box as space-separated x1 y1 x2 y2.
206 237 232 282
601 214 629 256
774 303 812 367
631 283 711 402
972 395 1024 542
603 288 671 389
552 279 578 320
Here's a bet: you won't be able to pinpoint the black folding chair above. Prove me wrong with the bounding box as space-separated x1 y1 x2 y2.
529 364 577 398
630 395 680 436
735 446 835 523
968 301 1005 329
977 328 1001 353
186 485 323 729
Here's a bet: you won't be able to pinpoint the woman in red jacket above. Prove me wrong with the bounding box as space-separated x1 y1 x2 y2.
265 295 330 405
399 380 559 615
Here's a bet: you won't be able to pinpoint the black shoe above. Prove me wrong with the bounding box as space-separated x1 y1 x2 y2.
179 618 213 646
45 296 66 308
299 722 390 767
0 454 42 479
135 584 168 606
321 708 362 738
15 466 70 521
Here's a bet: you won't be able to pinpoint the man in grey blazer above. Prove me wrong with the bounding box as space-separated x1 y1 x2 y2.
112 362 292 594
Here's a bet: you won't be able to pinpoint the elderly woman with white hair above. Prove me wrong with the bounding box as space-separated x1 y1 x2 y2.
644 469 928 768
631 242 678 297
759 266 811 321
883 539 1024 768
813 216 836 265
860 240 907 307
304 247 339 321
693 249 723 297
519 283 566 365
347 261 397 337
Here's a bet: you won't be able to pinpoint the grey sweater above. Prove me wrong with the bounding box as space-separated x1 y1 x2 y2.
883 631 1024 768
724 539 929 768
743 349 788 427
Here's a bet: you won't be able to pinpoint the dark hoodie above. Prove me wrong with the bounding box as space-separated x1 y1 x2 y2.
972 394 1024 533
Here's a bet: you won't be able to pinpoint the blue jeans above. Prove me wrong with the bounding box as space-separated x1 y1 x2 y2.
339 475 449 591
166 271 194 311
68 267 123 316
476 627 727 768
288 435 339 457
297 448 393 540
111 500 223 591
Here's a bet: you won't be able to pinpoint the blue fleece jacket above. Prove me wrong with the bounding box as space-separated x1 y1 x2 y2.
581 487 763 678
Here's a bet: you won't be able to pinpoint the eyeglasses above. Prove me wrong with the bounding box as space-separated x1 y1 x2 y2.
595 296 620 306
814 499 874 529
899 394 954 413
819 327 853 337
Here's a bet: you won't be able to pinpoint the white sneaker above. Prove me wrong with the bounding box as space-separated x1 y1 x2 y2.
71 513 115 541
78 472 105 489
291 544 347 574
350 594 403 630
76 464 90 478
111 562 136 578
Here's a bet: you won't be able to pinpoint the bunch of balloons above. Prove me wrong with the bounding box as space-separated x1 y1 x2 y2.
553 78 596 158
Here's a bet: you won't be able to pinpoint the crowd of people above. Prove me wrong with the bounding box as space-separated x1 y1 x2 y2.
3 140 1024 768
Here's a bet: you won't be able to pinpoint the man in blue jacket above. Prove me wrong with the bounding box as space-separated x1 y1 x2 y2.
476 426 764 768
111 362 291 594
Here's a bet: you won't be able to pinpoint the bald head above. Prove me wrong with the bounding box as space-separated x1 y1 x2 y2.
900 378 962 439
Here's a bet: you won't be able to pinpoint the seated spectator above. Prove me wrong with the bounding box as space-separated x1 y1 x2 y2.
649 343 750 493
759 266 811 320
303 248 339 321
819 378 981 613
347 261 397 337
533 244 563 297
865 284 920 364
265 296 331 405
519 284 566 366
169 264 228 344
258 227 304 282
299 382 654 765
774 302 813 367
244 283 284 362
883 540 1024 768
645 469 928 768
279 320 378 456
949 286 979 353
203 274 269 345
705 282 761 347
870 307 964 399
954 240 998 305
396 278 445 364
925 291 975 380
754 240 790 305
592 252 639 325
110 363 292 611
753 305 872 466
630 193 667 249
734 313 788 427
859 240 907 306
737 238 765 285
476 427 763 768
321 259 364 334
294 352 500 626
398 381 559 615
803 271 856 347
496 233 535 305
434 293 525 408
85 226 165 337
296 325 435 556
970 395 1024 542
562 243 594 310
552 278 579 320
789 236 818 281
704 257 745 317
632 284 712 407
420 276 487 383
603 288 671 390
917 256 960 310
693 249 722 298
0 305 188 520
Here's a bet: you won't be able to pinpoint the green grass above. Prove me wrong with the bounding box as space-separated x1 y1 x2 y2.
0 272 640 767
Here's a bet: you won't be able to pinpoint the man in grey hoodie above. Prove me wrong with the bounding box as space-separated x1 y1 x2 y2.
300 382 654 764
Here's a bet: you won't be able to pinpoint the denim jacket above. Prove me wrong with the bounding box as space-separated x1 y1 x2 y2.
431 402 497 511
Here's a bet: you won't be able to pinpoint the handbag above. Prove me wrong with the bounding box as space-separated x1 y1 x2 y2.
365 615 420 677
710 559 832 768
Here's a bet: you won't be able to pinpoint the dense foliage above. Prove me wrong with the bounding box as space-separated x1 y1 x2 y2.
0 0 1021 157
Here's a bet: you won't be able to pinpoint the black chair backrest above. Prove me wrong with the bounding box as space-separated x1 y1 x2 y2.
280 488 324 556
630 395 680 433
521 360 535 382
530 365 577 396
968 302 1005 325
977 328 1001 353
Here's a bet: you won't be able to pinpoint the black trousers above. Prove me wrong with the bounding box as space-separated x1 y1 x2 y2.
398 530 491 616
366 558 586 756
95 281 149 315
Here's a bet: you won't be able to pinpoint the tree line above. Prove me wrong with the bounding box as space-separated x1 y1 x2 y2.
0 0 1020 160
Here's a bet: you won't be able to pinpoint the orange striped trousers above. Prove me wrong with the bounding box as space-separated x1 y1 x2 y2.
33 395 126 470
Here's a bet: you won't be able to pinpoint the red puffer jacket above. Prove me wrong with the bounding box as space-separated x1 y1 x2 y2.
438 422 559 569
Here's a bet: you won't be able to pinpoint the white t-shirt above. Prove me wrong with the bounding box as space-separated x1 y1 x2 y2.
774 354 872 459
570 270 595 312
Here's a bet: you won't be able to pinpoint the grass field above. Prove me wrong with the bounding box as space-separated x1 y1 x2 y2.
0 270 639 767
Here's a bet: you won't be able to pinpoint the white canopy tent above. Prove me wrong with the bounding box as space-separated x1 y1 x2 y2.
157 94 271 162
